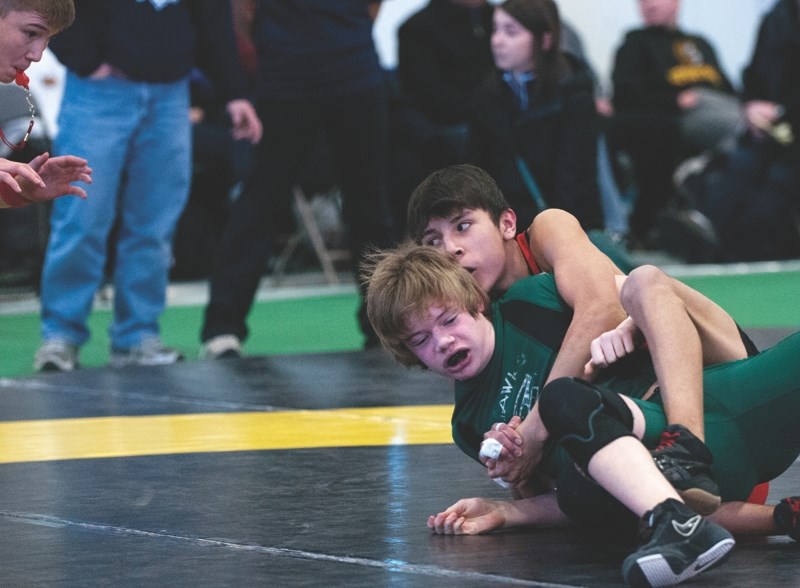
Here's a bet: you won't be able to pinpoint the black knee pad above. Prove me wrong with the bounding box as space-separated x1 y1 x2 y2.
538 377 635 472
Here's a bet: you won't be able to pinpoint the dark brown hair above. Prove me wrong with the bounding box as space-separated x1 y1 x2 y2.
406 164 512 244
497 0 566 97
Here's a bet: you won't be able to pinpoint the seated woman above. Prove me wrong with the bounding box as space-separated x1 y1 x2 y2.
467 0 604 233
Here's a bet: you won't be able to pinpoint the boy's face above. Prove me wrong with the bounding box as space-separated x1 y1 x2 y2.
491 8 535 74
638 0 680 28
0 10 52 83
404 305 494 381
420 208 516 293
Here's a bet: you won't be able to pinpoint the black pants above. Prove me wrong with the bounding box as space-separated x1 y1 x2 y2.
610 112 682 241
202 84 394 342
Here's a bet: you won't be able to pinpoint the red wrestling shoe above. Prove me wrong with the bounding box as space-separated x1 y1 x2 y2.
773 496 800 541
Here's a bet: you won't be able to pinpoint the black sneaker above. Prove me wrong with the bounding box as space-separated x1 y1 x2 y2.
773 496 800 541
622 498 735 587
651 425 721 515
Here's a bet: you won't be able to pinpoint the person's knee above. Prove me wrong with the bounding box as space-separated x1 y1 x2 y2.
539 377 635 471
619 264 670 312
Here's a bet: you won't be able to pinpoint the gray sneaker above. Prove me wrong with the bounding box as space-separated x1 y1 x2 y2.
199 335 242 360
110 337 184 368
34 339 79 372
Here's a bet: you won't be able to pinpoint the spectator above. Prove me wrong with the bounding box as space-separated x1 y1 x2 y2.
35 0 261 372
170 67 255 281
199 1 395 359
396 0 494 165
468 0 605 233
387 0 495 235
680 0 800 262
171 0 260 281
610 0 739 246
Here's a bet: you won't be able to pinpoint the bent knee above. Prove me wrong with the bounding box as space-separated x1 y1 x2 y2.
620 264 671 308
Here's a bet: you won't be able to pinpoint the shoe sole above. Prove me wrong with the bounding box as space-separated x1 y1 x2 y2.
36 361 77 373
625 537 734 588
109 356 184 368
679 488 722 516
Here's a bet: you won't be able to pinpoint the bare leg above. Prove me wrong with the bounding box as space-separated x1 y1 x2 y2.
587 436 682 516
710 502 778 536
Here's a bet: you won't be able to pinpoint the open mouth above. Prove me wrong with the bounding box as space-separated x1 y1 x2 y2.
446 349 468 369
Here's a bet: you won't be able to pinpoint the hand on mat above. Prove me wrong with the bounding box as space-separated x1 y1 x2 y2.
428 497 506 535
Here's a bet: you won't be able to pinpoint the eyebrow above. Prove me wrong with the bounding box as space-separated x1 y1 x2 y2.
422 210 469 239
404 307 448 341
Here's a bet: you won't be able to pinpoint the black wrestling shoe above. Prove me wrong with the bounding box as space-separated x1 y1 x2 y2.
622 498 735 588
651 425 721 515
773 496 800 541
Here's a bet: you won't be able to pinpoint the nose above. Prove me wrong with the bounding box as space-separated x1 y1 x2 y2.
26 40 48 63
491 31 504 48
442 236 463 257
435 329 454 354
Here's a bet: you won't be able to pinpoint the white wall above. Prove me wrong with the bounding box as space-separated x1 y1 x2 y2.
374 0 780 94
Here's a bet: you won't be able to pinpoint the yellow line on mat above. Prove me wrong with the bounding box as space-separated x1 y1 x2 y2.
0 405 453 464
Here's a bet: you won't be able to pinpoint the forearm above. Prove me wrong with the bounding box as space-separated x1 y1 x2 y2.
514 404 550 476
546 303 627 382
709 501 778 537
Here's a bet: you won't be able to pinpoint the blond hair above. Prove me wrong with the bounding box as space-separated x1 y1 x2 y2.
362 242 489 367
0 0 75 33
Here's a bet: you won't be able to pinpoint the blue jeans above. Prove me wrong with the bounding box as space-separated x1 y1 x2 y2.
40 72 191 349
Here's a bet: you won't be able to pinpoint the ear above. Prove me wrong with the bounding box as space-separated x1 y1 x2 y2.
540 31 554 52
499 208 518 240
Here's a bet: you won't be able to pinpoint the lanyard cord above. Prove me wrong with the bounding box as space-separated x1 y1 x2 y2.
1 74 36 151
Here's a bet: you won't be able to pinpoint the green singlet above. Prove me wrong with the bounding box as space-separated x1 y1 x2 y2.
453 273 800 501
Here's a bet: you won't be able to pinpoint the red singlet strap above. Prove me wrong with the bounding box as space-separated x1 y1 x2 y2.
516 232 541 275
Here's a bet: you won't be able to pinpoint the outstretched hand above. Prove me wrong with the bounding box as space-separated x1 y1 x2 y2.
427 497 506 535
1 156 44 195
18 153 92 203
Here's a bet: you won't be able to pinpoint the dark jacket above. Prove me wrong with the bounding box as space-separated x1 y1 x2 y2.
49 0 247 100
468 55 604 231
397 0 494 126
742 0 800 157
612 26 734 115
251 0 383 99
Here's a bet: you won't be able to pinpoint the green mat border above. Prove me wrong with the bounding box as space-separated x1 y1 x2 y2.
2 270 799 379
1 292 364 378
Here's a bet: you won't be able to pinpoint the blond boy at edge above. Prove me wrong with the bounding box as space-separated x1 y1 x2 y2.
0 0 91 209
